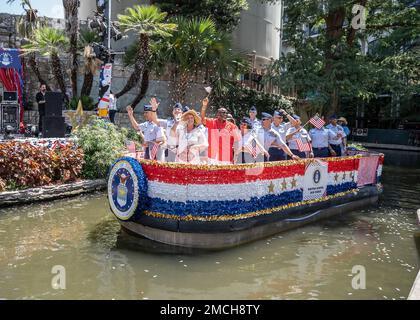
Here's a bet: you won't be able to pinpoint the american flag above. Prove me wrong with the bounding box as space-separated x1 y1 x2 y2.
309 115 326 129
296 138 312 152
244 139 263 159
150 143 160 160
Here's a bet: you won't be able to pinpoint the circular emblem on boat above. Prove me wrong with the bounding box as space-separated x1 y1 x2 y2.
108 157 147 221
313 170 321 184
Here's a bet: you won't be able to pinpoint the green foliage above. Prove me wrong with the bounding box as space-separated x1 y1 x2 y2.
22 26 69 57
264 0 420 119
68 96 96 111
74 119 130 179
154 0 248 31
211 86 295 120
117 5 177 37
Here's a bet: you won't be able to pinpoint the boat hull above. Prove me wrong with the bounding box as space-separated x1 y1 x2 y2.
118 185 380 249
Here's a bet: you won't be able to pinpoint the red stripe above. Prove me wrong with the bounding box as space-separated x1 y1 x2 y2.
142 163 305 185
328 159 358 173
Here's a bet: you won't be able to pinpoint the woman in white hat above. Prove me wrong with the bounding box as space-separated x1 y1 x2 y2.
170 109 208 164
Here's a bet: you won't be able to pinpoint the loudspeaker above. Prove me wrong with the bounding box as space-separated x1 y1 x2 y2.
42 116 65 138
45 92 64 116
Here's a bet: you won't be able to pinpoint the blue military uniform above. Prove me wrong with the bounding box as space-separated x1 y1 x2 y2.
256 113 286 162
309 127 336 158
138 105 164 160
326 123 346 157
270 111 292 161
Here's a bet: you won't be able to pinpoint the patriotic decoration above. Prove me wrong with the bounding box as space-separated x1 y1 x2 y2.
9 138 76 150
357 155 380 187
309 115 326 129
296 138 311 152
244 140 263 159
150 143 160 160
107 157 367 222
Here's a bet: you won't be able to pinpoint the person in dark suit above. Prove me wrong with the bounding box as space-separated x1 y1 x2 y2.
35 83 47 134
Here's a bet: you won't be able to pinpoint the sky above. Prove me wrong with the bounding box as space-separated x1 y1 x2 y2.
1 0 65 19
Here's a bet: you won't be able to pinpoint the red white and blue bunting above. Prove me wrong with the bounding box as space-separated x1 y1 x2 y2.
136 157 364 221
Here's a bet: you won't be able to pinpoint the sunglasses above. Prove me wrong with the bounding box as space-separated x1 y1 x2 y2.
262 118 271 121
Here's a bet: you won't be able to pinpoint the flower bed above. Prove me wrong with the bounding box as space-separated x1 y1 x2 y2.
0 141 84 192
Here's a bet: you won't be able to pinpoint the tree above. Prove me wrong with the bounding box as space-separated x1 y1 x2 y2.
152 0 248 32
115 5 176 99
157 17 248 103
123 40 168 108
79 30 101 97
263 0 420 118
8 0 51 89
23 27 70 104
63 0 80 98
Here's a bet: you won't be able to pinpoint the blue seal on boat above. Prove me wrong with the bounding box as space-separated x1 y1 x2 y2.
107 157 148 221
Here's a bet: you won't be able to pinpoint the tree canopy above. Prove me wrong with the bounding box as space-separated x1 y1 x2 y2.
263 0 420 122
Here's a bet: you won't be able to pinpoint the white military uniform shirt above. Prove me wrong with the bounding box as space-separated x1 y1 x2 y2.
309 127 337 148
326 124 346 145
286 127 311 150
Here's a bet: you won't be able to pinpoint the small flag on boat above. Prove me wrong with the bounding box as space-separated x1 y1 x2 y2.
150 143 159 160
245 139 263 159
309 115 325 129
296 138 311 152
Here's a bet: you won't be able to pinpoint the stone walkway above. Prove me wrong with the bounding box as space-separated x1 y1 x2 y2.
0 180 106 208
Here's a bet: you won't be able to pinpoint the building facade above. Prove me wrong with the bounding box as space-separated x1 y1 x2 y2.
79 0 282 67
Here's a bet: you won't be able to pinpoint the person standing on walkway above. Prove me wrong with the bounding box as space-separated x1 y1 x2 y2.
35 83 47 135
108 91 117 124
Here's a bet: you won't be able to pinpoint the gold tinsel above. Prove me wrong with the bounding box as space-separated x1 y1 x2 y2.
144 189 362 222
138 155 363 171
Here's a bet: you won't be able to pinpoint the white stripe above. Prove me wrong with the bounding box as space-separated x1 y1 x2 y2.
377 165 383 177
148 175 304 203
328 170 358 186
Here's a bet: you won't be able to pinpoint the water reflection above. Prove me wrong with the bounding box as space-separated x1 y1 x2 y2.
0 149 419 300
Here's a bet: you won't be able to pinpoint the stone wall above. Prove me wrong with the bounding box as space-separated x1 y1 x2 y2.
24 57 210 122
25 109 135 130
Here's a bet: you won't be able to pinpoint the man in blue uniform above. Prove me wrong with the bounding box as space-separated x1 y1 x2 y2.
309 125 337 158
127 104 165 160
249 106 261 129
326 115 346 157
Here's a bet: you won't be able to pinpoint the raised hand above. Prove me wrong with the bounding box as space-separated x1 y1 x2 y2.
150 97 160 111
126 106 134 117
202 97 209 109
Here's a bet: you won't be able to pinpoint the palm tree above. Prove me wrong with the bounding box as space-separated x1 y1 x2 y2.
165 17 248 103
116 5 176 98
79 30 101 97
123 39 168 108
23 27 70 104
9 0 51 89
63 0 80 98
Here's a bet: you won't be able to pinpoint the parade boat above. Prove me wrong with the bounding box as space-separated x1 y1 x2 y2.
107 151 384 249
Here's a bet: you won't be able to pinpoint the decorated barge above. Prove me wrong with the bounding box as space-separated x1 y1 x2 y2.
107 151 384 249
